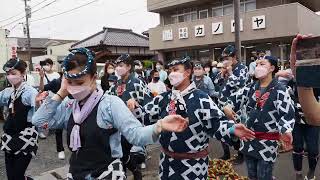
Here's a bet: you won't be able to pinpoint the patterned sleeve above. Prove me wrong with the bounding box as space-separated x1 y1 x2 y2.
213 72 224 85
275 87 295 134
226 66 249 89
227 85 251 113
140 94 166 125
197 95 235 145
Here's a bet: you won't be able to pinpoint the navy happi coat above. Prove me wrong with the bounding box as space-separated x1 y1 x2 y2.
227 79 295 162
140 83 236 180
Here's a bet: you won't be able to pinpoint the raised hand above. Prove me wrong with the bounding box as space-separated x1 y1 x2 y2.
290 34 313 77
223 105 237 121
156 115 189 134
127 98 138 111
234 124 255 142
39 68 45 78
35 91 49 107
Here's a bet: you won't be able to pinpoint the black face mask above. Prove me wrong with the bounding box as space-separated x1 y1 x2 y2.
153 77 160 82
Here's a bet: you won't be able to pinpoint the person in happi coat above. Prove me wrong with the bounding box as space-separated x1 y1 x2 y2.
110 54 153 179
127 56 255 180
224 56 295 180
214 45 250 164
0 58 38 180
32 48 188 180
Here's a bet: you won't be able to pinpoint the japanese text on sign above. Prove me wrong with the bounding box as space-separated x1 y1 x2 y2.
179 27 188 39
195 25 205 37
162 29 173 41
252 15 266 30
212 22 223 35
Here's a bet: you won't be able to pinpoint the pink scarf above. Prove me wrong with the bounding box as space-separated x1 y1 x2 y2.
69 89 104 151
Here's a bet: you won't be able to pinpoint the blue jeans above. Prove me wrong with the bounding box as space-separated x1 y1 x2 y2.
245 155 274 180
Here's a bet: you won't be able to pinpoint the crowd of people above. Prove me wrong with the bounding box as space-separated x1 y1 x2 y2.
0 34 319 180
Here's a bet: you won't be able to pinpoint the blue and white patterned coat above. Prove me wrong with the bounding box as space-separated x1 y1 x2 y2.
227 79 295 162
139 83 236 180
214 62 249 109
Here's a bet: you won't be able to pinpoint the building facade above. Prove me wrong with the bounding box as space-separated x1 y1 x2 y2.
147 0 320 65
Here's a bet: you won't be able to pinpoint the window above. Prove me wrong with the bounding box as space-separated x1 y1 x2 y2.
212 7 223 17
245 0 256 11
191 11 198 20
170 8 198 24
178 15 184 23
199 9 208 19
223 5 233 15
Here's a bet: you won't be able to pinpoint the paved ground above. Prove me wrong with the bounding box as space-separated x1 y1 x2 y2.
0 121 319 179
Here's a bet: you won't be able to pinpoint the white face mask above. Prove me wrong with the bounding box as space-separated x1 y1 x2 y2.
255 66 270 79
7 74 23 86
43 65 51 72
169 72 185 87
67 85 92 101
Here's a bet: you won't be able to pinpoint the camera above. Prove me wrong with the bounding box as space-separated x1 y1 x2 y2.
39 60 46 67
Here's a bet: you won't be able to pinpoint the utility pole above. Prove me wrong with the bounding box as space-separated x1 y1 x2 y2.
24 0 33 71
233 0 241 62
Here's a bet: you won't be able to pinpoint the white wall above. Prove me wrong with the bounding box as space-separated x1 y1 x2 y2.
47 42 75 56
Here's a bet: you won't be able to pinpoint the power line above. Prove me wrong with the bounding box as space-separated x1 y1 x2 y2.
0 0 51 23
31 0 99 22
0 0 58 28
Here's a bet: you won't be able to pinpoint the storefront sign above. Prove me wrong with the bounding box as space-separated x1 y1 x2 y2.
231 19 243 32
195 25 205 37
162 29 173 41
212 22 223 35
179 27 188 39
252 15 266 30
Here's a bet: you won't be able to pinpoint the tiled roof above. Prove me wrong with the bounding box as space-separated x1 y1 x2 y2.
72 27 149 49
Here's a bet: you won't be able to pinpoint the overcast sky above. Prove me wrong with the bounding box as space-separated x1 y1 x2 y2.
0 0 159 40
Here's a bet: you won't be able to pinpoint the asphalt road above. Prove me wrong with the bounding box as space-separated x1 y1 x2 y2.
0 121 319 180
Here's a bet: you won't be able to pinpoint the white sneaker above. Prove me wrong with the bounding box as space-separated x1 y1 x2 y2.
141 162 146 169
58 151 65 160
305 176 316 180
39 132 47 139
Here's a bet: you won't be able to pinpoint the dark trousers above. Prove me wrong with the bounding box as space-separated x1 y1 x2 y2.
292 123 320 173
121 137 142 180
5 152 32 180
221 140 243 157
55 129 64 152
245 155 274 180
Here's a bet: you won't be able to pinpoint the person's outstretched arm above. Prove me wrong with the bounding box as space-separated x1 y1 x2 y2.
290 34 320 126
